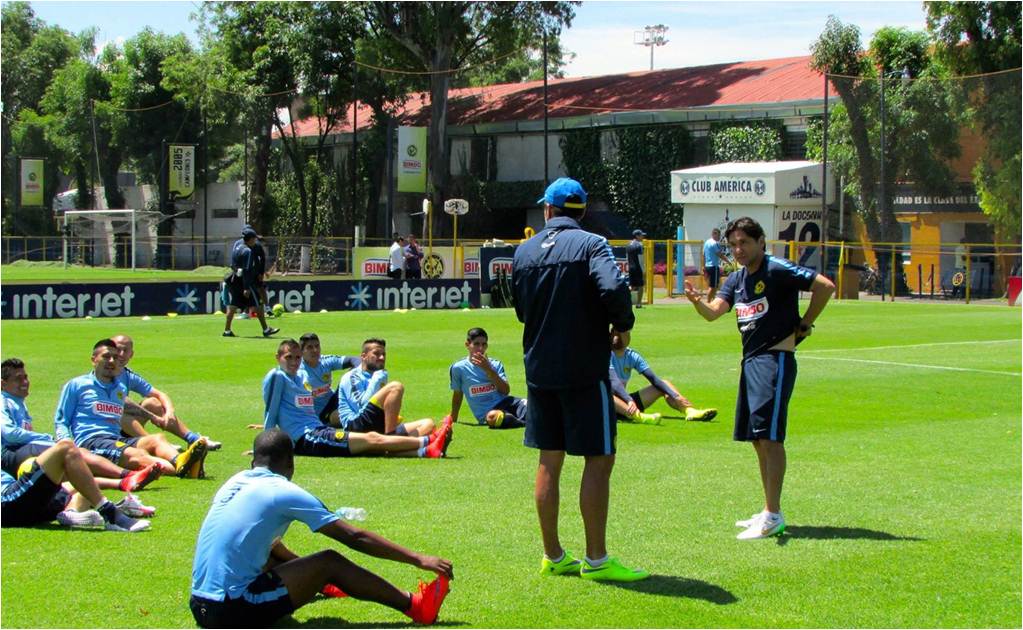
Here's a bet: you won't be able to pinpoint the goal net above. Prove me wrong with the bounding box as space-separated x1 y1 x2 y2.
62 209 163 269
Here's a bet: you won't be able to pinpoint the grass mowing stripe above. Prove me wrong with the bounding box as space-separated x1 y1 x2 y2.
801 338 1019 352
800 354 1022 376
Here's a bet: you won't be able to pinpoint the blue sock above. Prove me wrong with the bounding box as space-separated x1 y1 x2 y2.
417 446 427 457
184 432 200 444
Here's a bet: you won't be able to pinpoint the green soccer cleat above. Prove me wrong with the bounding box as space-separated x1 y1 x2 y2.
685 407 717 421
579 557 650 582
630 411 662 425
539 551 582 576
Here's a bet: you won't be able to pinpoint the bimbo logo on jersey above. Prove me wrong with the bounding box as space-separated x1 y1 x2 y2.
295 395 314 407
362 259 390 277
93 401 124 416
735 297 769 322
469 383 496 396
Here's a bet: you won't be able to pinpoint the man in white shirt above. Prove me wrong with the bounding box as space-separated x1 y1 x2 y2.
388 234 406 280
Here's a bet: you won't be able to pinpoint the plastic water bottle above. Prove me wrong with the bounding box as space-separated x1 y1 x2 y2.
335 507 367 521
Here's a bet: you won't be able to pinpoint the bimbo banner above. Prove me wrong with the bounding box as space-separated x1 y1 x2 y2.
20 158 44 207
167 144 195 199
397 126 427 193
0 279 479 320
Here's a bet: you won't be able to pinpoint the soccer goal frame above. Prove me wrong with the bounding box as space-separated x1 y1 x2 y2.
62 209 160 271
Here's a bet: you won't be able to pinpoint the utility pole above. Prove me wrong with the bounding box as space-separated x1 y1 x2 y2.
634 24 669 71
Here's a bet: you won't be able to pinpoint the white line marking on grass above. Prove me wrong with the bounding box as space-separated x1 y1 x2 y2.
800 355 1021 377
802 339 1020 353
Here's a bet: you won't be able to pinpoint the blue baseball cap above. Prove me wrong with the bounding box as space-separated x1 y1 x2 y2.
538 177 587 210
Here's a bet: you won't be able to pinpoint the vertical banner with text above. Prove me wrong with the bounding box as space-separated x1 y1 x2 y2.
167 144 195 200
19 158 44 207
397 126 427 193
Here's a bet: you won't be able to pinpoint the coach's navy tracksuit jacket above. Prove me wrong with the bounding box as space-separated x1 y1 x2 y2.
512 216 635 390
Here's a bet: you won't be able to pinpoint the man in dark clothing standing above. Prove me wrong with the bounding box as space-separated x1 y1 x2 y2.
223 227 279 338
626 229 645 308
404 235 424 280
512 177 648 583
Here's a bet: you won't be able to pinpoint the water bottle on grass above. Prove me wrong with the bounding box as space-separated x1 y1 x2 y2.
335 507 367 521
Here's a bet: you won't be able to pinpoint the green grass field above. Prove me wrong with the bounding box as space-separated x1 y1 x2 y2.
0 300 1019 628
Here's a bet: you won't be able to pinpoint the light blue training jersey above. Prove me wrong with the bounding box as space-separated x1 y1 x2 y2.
191 467 339 601
118 368 153 398
0 469 15 494
449 357 508 423
609 348 650 386
1 391 53 450
298 355 354 415
337 368 387 427
704 238 722 268
53 372 129 445
262 368 319 443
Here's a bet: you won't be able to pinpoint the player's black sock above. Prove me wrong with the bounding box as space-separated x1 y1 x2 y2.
119 469 130 479
97 500 118 524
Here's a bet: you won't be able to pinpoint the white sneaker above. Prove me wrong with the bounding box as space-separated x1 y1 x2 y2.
737 512 785 540
735 511 766 528
105 509 151 532
116 493 156 518
203 437 223 451
56 509 105 528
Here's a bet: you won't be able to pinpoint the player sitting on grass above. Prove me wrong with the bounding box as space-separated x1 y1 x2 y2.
1 438 150 532
337 338 435 437
189 429 453 629
296 332 358 427
609 331 717 423
263 339 451 458
448 327 526 429
54 339 209 479
112 335 223 451
2 357 160 493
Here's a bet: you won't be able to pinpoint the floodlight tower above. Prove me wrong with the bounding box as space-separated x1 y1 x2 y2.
634 24 669 71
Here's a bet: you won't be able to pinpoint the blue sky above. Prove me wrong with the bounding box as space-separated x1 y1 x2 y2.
21 1 928 77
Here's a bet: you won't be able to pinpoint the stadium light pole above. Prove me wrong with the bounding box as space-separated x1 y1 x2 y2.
634 24 669 71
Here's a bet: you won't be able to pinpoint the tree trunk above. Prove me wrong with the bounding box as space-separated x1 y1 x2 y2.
249 119 273 231
101 148 125 209
428 48 452 226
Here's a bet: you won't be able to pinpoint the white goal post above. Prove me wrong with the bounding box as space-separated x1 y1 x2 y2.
62 209 162 271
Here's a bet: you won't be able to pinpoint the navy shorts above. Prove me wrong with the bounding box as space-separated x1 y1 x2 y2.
342 403 386 434
628 269 645 289
704 266 721 289
190 570 295 629
525 381 616 456
80 435 140 463
1 442 52 477
734 351 797 443
226 277 256 310
294 426 353 457
1 461 70 527
489 396 527 429
317 391 340 424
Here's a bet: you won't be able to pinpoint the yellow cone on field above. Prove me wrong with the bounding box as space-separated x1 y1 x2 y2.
141 316 152 321
167 312 178 318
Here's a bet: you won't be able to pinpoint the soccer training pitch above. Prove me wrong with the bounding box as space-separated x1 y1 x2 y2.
1 300 1019 628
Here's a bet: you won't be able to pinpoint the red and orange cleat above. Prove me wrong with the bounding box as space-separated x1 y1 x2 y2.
406 575 450 625
320 583 348 598
120 463 161 492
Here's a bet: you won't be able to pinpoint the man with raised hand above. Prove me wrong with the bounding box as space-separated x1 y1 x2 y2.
2 437 149 532
448 327 526 429
296 333 358 427
2 357 160 493
684 216 834 540
112 335 222 451
337 339 437 438
512 177 648 582
189 429 453 628
264 339 451 459
54 339 209 479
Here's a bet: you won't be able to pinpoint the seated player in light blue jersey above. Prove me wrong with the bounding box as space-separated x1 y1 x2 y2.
189 429 453 629
2 437 150 532
2 357 160 493
297 332 358 427
263 339 451 459
609 331 717 423
448 327 526 429
112 335 223 451
54 339 210 479
337 339 437 437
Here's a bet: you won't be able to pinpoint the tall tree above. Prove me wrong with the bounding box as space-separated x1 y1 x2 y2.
926 1 1022 240
368 1 576 218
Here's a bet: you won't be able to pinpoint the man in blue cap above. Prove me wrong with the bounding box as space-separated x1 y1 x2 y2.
223 227 279 338
512 177 648 582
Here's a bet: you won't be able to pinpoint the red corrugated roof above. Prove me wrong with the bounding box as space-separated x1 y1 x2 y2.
277 55 825 138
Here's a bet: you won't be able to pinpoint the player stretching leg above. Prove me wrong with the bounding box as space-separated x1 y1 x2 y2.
684 216 833 540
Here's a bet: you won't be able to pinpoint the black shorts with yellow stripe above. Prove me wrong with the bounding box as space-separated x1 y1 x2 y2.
294 426 353 457
79 435 140 463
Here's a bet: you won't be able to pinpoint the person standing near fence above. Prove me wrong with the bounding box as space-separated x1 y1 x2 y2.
404 235 424 280
703 228 729 301
626 230 645 308
223 228 279 338
513 177 648 582
388 234 406 280
683 216 834 540
250 228 270 315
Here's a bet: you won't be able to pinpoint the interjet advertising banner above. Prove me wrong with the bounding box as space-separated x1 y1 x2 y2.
0 279 479 320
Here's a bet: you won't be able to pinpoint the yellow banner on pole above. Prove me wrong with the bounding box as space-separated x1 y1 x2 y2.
20 158 44 207
168 144 195 199
397 127 427 193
